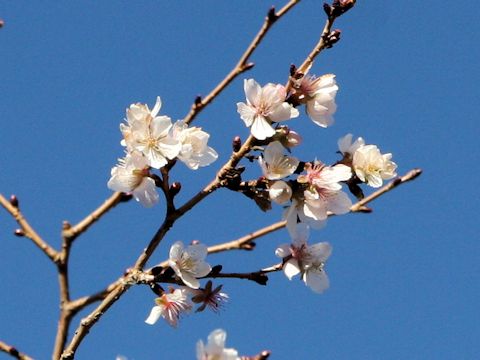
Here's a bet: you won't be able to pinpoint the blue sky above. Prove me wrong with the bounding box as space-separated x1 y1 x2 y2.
0 1 478 359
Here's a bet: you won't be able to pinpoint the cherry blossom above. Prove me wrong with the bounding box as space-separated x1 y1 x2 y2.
275 224 332 293
285 161 352 230
120 97 181 168
297 73 338 127
172 121 218 170
107 151 159 207
236 79 299 140
144 288 192 327
196 329 240 360
338 134 397 187
190 280 229 313
353 145 397 187
258 141 299 180
169 241 212 289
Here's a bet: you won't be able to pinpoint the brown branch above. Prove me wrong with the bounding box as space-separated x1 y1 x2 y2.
183 0 301 126
62 192 126 242
197 168 423 256
0 194 58 262
0 341 33 360
350 168 422 212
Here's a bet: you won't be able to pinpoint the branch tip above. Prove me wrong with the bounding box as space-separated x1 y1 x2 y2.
9 195 18 208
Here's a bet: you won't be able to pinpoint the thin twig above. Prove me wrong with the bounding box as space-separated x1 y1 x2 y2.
62 192 126 242
0 341 34 360
0 194 58 262
183 0 301 126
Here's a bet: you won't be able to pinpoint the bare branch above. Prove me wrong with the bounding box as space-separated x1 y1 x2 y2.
62 192 128 242
0 194 58 262
183 0 301 126
0 341 33 360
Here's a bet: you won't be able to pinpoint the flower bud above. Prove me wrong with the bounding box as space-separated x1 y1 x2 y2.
169 182 182 196
9 195 18 208
232 136 242 152
14 229 25 237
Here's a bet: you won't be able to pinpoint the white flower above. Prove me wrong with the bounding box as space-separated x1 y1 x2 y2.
121 97 181 168
275 224 332 293
172 121 218 170
269 180 292 204
298 73 338 127
107 151 159 207
285 161 352 231
196 329 240 360
353 144 397 187
145 288 192 327
237 79 299 140
338 133 365 157
169 241 212 289
258 141 299 180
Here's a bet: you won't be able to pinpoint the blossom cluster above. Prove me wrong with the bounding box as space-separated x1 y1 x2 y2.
234 71 398 293
108 97 218 207
145 241 228 327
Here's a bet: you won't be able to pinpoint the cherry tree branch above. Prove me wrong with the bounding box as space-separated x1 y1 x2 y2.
0 194 58 262
0 341 33 360
183 0 301 126
61 192 128 242
60 3 352 357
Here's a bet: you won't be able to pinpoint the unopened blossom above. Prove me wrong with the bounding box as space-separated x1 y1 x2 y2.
258 141 299 180
353 144 397 187
268 180 292 204
120 97 181 168
107 151 159 207
172 121 218 170
275 224 332 293
237 79 299 140
169 241 212 289
190 280 229 313
145 288 192 327
196 329 240 360
297 73 338 127
285 161 351 230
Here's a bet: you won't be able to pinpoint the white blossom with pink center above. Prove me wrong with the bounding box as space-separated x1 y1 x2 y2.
120 97 181 168
276 223 332 293
144 288 192 327
236 79 299 140
107 151 159 208
258 141 299 180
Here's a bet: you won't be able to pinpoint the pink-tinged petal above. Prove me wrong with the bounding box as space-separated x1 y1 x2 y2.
133 177 159 208
289 222 310 246
169 241 185 261
303 269 330 293
180 272 200 289
263 141 284 164
275 244 292 258
306 101 336 127
193 261 212 278
325 190 352 215
244 79 261 106
268 103 299 122
186 243 208 260
251 116 275 140
308 242 332 263
236 102 256 127
261 83 285 107
283 259 301 280
145 305 163 325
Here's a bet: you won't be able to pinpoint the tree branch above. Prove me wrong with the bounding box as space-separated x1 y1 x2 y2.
61 192 128 242
183 0 301 126
0 341 33 360
0 194 58 263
